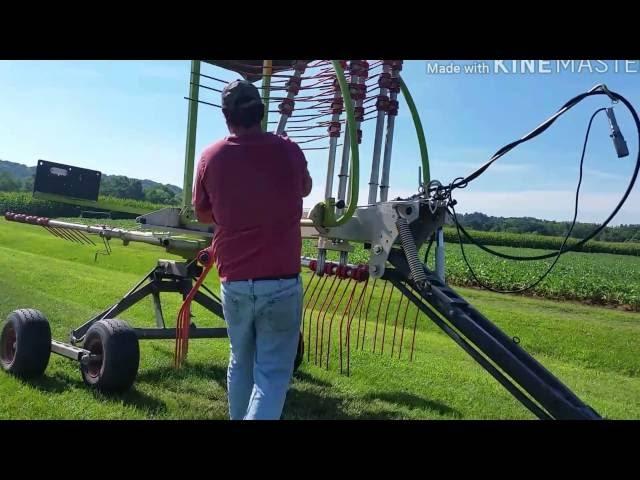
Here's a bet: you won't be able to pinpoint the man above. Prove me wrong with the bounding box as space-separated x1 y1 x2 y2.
193 79 312 420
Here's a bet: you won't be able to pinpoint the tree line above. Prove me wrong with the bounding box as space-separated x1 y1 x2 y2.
2 169 638 242
452 211 640 243
0 171 181 207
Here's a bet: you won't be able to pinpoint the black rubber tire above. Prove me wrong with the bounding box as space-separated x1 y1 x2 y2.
294 331 304 372
0 309 51 378
80 319 139 393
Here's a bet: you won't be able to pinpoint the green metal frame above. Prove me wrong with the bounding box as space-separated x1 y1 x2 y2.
177 61 433 228
399 75 431 185
182 60 201 209
26 62 432 227
316 60 360 228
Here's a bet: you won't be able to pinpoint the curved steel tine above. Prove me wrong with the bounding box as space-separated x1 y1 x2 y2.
379 283 394 354
328 279 355 370
344 279 368 376
54 228 78 243
355 281 365 348
314 276 339 364
303 270 315 298
397 290 412 360
302 271 317 337
391 293 405 358
77 230 96 245
410 299 420 362
44 226 63 239
68 229 88 244
359 278 377 350
306 275 329 361
66 229 88 244
372 281 388 353
65 228 86 244
94 237 112 262
345 280 366 347
317 277 343 366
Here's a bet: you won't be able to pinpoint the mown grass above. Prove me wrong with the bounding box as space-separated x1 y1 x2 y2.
0 218 639 419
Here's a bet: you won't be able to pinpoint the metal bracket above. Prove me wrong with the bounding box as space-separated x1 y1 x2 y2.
317 237 353 254
318 200 421 278
368 201 420 278
306 199 442 278
137 207 213 236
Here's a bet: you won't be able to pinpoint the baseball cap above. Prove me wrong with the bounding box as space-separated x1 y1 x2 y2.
221 79 263 111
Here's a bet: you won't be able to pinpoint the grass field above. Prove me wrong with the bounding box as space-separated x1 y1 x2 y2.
1 217 639 419
304 241 640 311
57 217 640 310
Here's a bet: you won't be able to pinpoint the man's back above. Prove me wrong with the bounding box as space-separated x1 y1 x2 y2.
194 132 307 282
194 78 312 420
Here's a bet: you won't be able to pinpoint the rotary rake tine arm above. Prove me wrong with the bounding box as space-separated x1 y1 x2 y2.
6 213 87 245
301 258 370 371
359 278 377 351
387 275 552 420
372 281 389 354
300 254 424 374
4 212 208 261
313 275 338 364
327 278 357 369
343 279 369 375
384 248 601 420
316 277 342 366
379 284 396 355
305 275 328 362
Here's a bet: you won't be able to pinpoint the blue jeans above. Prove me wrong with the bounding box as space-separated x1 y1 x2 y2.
221 276 303 420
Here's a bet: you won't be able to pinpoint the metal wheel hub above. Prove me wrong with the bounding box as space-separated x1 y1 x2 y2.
0 324 17 366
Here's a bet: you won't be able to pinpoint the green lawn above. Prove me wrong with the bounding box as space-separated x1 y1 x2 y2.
1 217 639 419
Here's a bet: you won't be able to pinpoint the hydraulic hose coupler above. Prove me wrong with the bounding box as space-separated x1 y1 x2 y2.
606 107 629 158
198 249 212 266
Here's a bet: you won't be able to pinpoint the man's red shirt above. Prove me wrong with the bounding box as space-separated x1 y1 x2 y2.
193 132 308 282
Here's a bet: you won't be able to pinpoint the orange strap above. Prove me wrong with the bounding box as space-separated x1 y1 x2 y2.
174 251 214 368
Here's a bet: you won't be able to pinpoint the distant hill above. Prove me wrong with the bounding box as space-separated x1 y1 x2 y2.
0 160 35 180
0 159 183 195
139 179 182 195
1 159 638 242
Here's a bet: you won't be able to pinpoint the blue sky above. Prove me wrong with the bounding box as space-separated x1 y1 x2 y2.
0 60 638 224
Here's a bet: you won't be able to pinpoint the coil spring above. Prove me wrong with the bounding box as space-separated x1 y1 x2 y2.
396 216 427 287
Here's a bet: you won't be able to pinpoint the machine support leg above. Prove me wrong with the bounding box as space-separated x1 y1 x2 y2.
152 291 165 328
70 261 225 344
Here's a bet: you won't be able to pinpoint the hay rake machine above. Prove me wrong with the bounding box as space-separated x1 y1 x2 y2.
3 60 639 420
